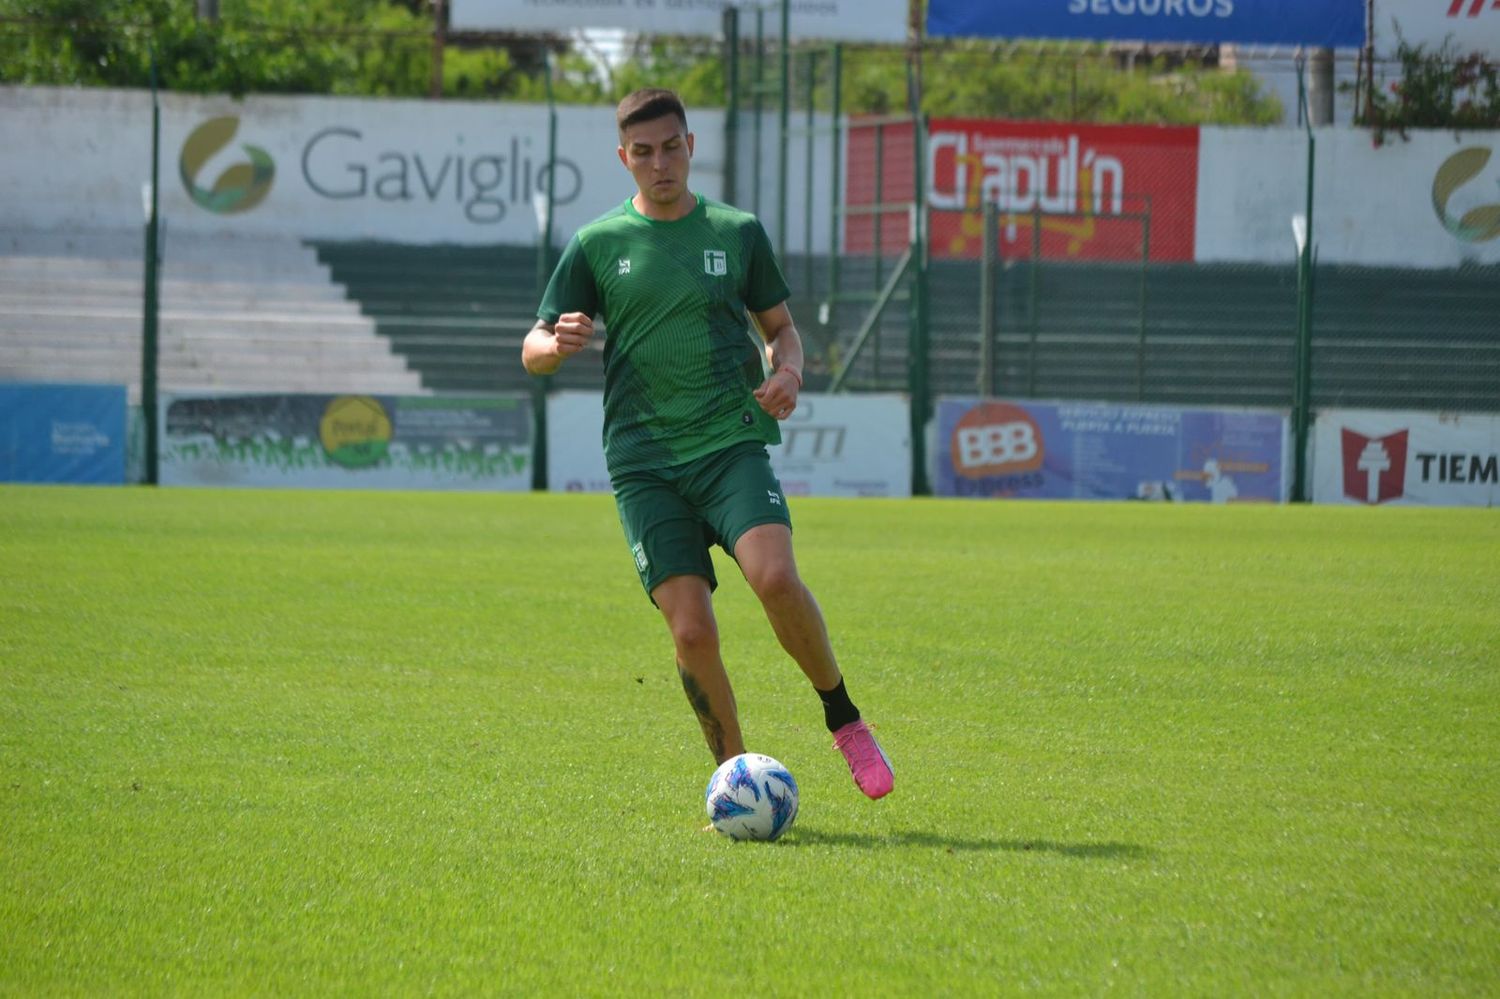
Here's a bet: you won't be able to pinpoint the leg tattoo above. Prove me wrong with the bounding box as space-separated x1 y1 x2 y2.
678 666 727 763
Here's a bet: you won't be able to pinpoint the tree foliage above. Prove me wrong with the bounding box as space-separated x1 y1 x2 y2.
1357 38 1500 145
1 0 1282 126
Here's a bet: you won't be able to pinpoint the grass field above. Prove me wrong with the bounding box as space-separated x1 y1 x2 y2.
2 485 1497 995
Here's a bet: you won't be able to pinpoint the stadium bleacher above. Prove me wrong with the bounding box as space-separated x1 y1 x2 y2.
309 241 603 394
4 226 1493 413
0 229 424 403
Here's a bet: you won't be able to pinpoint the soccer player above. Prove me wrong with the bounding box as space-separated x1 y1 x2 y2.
522 88 893 801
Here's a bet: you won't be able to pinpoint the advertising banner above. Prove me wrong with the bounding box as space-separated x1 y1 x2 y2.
450 0 909 43
1312 408 1500 506
547 391 614 495
547 391 912 498
1372 0 1500 59
927 0 1366 48
935 398 1289 502
772 393 911 498
924 119 1199 262
0 383 127 484
1 86 835 258
161 392 532 490
1195 127 1500 266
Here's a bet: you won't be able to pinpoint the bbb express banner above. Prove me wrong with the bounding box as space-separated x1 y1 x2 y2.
936 398 1289 502
161 392 532 490
849 119 1199 262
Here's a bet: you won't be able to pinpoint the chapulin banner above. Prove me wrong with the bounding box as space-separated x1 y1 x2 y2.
927 0 1366 48
0 383 127 485
935 398 1289 502
161 392 532 490
925 119 1200 263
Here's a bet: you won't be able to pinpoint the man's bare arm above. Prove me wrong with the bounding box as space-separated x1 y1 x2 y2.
522 312 595 376
750 301 803 419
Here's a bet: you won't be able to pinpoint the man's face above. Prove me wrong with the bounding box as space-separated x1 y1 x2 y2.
618 114 694 212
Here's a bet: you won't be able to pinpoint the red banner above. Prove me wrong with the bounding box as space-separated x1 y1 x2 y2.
845 119 1201 262
928 119 1199 262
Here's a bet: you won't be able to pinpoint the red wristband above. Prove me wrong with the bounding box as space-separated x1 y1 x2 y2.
776 365 803 389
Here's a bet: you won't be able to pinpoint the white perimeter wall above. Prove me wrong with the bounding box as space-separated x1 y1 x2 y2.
1195 125 1500 267
3 85 1496 267
0 86 835 255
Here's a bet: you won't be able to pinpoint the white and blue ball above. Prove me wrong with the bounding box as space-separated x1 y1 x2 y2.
704 752 799 841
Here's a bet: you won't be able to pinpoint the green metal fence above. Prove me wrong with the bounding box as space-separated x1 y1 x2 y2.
4 14 1499 496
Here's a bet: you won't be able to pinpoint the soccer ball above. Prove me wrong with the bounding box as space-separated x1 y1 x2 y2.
704 753 799 841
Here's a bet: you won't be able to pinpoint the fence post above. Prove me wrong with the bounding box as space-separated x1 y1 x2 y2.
777 0 790 257
752 7 764 218
531 56 558 492
909 114 931 497
1137 205 1151 403
141 51 162 486
826 43 842 321
1027 203 1041 398
1291 59 1317 503
803 48 817 294
722 6 739 208
979 200 997 396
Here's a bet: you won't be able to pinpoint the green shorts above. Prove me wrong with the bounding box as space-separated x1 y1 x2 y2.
612 441 792 601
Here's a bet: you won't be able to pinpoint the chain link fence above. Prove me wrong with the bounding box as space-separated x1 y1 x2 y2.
3 16 1498 491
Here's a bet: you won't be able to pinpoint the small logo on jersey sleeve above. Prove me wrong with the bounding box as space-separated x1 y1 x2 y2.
704 250 727 276
632 541 649 572
618 257 631 276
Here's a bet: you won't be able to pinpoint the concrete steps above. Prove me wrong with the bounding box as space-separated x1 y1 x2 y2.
0 231 427 402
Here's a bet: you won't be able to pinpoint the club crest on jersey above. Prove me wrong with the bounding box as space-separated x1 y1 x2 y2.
618 257 631 276
704 250 727 276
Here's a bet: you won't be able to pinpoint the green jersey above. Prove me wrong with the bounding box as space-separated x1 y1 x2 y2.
537 195 791 477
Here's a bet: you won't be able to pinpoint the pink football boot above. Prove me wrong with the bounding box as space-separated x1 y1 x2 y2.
832 720 894 799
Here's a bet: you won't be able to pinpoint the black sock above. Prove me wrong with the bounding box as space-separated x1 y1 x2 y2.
815 678 861 733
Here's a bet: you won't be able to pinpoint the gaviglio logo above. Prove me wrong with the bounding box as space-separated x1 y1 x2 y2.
1431 146 1500 243
179 116 275 214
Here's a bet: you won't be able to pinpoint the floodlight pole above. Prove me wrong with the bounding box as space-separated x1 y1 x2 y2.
1291 55 1317 504
141 50 162 486
531 56 558 492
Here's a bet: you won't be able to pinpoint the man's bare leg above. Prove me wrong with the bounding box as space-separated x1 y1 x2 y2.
652 573 744 764
732 524 841 689
734 523 894 799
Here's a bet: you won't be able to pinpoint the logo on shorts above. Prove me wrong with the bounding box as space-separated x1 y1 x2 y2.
631 541 649 572
618 257 631 276
704 250 727 276
767 490 782 506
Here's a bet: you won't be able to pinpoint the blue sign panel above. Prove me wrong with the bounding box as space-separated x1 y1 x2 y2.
928 0 1366 49
935 399 1288 502
0 383 127 484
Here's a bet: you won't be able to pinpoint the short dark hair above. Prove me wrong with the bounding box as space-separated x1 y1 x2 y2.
616 88 688 136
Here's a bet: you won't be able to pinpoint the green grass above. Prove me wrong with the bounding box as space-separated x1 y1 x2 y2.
2 486 1498 995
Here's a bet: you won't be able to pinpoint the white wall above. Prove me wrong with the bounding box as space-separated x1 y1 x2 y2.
0 86 837 255
1195 125 1500 267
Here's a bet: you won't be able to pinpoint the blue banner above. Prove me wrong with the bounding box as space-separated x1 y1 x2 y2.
935 399 1288 502
0 383 127 485
928 0 1366 49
